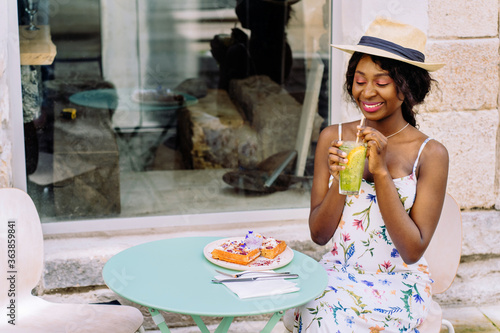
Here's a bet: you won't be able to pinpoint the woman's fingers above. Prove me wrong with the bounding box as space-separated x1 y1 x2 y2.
330 139 343 148
367 139 382 153
328 140 347 175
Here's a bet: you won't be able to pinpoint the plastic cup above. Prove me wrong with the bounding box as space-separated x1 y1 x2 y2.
339 141 367 195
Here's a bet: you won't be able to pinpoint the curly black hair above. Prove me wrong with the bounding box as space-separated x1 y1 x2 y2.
345 52 435 127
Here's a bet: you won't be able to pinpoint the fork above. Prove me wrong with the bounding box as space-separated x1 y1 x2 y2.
215 269 290 278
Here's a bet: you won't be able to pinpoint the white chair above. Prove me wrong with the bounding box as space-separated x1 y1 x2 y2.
0 187 144 333
417 193 462 333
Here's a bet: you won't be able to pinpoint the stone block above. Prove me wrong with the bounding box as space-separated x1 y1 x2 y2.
53 101 120 218
53 152 120 218
417 110 498 209
428 0 498 38
179 78 323 170
230 76 302 161
178 89 260 169
43 255 109 290
461 211 500 257
423 39 499 112
497 127 500 210
434 256 500 306
432 212 500 306
229 75 323 161
40 80 121 218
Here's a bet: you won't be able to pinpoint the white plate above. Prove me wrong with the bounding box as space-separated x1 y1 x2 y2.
203 237 294 271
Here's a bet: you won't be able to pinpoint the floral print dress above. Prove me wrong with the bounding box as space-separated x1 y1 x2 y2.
292 138 433 333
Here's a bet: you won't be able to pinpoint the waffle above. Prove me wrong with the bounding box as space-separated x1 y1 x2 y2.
211 240 261 265
260 237 287 259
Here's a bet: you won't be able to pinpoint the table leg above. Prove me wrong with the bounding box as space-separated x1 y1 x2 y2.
191 315 211 333
260 311 285 333
214 316 234 333
191 315 234 333
148 308 171 333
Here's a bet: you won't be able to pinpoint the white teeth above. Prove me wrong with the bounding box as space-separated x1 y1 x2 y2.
364 102 383 109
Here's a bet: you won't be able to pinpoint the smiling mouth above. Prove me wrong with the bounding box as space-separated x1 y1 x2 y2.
361 102 384 112
363 102 383 109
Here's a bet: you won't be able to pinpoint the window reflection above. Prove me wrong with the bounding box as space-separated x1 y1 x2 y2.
20 0 329 223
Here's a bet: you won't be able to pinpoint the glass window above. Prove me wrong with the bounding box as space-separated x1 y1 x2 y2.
18 0 330 223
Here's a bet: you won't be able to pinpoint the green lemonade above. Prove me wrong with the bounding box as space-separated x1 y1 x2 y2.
339 141 367 195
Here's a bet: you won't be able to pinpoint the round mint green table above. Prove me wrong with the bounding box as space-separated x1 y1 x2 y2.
102 236 328 333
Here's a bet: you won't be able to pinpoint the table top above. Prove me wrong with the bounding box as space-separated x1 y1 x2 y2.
69 88 198 112
69 88 198 132
102 236 328 317
19 25 57 65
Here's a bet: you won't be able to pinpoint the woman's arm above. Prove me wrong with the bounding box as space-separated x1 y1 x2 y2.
363 129 449 264
380 140 448 264
308 125 349 245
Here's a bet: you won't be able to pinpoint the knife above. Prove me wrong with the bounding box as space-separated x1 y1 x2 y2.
212 274 298 283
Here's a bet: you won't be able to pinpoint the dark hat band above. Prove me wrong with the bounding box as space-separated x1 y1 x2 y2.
358 36 425 62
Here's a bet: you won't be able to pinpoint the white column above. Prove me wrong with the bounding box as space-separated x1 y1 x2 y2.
101 0 148 89
3 0 25 189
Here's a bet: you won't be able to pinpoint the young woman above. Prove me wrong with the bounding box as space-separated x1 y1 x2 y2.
289 18 449 332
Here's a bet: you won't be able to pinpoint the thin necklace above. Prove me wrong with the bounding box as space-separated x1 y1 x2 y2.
386 123 410 139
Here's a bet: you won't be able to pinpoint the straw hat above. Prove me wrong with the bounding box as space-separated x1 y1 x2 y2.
332 17 444 71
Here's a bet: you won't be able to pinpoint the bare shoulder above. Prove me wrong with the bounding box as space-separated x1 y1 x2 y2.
419 138 449 172
424 138 449 160
318 124 339 145
319 124 338 137
320 120 361 142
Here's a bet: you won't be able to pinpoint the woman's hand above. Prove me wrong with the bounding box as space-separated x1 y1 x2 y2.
357 125 389 176
327 139 347 180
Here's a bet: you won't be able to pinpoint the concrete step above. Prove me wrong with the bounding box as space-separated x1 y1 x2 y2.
441 305 500 333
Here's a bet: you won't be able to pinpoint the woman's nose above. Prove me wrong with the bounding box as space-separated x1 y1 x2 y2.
362 83 377 98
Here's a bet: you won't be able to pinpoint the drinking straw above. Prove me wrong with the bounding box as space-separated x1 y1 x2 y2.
356 116 365 143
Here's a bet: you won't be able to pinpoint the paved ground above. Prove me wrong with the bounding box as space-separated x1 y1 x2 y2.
148 304 500 332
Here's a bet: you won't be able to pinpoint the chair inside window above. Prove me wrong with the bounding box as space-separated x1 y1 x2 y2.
0 187 144 332
417 193 462 333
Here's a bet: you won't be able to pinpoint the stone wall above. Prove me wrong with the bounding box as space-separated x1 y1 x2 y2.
425 4 500 205
420 0 500 306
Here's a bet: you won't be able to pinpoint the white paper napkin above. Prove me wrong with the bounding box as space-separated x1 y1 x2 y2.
214 273 300 299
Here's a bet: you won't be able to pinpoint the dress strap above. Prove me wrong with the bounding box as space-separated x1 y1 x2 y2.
412 138 432 175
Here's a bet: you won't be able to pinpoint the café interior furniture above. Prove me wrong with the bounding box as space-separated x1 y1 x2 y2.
0 187 144 332
19 25 57 66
